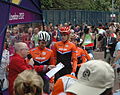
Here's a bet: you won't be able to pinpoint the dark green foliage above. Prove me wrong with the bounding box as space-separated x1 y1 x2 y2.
40 0 120 11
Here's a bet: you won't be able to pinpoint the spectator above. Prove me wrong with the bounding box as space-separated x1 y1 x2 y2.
27 27 34 48
8 42 53 95
14 70 44 95
0 42 9 95
56 24 62 41
113 31 120 91
48 22 54 32
102 29 116 64
5 29 15 55
116 30 120 41
31 27 39 47
66 60 115 95
74 24 80 33
113 32 120 65
113 91 120 95
81 26 95 56
113 47 120 92
52 26 58 43
109 23 116 33
96 28 105 51
11 26 20 43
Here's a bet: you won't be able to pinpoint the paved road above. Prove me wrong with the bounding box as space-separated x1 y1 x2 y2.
93 51 119 92
94 51 104 60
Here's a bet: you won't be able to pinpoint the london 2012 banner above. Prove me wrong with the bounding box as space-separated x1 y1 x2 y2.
9 5 43 24
0 0 43 63
9 0 43 24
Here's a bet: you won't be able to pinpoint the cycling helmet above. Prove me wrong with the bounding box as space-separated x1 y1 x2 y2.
60 27 70 35
75 38 83 44
38 31 50 42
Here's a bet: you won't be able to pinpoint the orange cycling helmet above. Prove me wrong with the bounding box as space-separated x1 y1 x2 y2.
60 27 70 35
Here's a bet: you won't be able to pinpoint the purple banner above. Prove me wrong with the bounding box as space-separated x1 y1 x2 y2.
0 1 9 62
11 0 42 14
0 0 43 63
9 5 42 24
20 0 42 14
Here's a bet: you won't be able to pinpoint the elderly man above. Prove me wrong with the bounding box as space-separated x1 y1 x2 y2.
8 42 53 95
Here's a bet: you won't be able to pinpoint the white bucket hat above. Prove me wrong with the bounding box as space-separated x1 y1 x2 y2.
66 60 115 95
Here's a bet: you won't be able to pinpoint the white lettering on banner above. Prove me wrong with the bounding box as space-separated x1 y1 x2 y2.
9 13 24 20
19 13 24 19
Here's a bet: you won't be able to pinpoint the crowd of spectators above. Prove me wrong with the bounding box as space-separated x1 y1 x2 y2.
0 21 120 95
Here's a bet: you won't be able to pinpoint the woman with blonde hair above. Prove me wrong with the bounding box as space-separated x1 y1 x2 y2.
14 70 44 95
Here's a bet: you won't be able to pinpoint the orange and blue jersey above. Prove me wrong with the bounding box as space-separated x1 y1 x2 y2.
83 49 91 61
29 47 55 65
76 47 86 67
53 41 77 72
51 74 76 95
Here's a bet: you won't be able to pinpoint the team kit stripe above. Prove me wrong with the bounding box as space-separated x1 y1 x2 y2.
57 50 71 54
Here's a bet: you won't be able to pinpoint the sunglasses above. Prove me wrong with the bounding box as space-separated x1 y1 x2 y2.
39 41 47 44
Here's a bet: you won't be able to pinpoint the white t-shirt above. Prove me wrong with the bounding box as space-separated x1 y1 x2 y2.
0 49 9 91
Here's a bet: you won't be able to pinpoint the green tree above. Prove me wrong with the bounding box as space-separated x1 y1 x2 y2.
40 0 53 9
40 0 120 11
92 0 111 11
114 0 120 11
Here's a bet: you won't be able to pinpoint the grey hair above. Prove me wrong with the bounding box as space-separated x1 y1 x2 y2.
14 42 27 52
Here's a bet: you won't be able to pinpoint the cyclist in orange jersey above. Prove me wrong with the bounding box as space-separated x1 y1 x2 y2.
51 74 77 95
77 38 91 61
73 38 87 76
53 27 77 82
29 31 55 94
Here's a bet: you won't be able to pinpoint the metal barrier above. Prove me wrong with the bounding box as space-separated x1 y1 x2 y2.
43 10 120 25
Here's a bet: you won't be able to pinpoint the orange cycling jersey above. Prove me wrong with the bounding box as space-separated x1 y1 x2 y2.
29 47 55 65
51 74 76 95
76 47 86 67
83 49 91 61
53 41 77 72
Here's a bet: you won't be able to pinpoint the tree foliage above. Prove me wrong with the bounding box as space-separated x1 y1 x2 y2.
40 0 120 11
